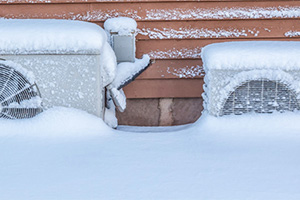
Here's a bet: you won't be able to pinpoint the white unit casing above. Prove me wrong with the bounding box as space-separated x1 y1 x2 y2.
0 19 117 118
201 41 300 116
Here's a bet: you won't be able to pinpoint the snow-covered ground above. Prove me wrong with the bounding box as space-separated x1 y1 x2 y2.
1 107 300 200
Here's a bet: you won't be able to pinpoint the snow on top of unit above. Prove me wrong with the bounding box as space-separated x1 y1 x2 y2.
104 17 137 35
202 41 300 71
0 19 107 54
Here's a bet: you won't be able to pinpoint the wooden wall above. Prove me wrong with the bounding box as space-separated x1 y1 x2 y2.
0 0 300 100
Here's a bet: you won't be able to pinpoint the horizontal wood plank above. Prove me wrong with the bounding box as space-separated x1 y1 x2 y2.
136 20 300 40
0 1 299 21
1 0 298 4
137 60 204 79
136 38 300 59
123 79 204 98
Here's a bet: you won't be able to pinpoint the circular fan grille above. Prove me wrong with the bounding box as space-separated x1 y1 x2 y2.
221 79 299 116
0 63 43 119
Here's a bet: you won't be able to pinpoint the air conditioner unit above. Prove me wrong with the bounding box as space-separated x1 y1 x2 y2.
0 19 117 119
201 41 300 116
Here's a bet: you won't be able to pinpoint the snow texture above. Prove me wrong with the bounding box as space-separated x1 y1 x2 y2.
167 65 205 78
285 31 300 37
6 96 42 109
0 107 112 137
104 17 137 35
149 47 202 59
104 102 118 128
101 42 117 86
145 6 300 20
1 108 300 199
138 27 260 39
0 19 107 54
110 54 150 89
0 59 35 83
202 41 300 70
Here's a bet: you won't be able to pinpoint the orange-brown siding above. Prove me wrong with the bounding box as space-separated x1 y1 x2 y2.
1 0 300 98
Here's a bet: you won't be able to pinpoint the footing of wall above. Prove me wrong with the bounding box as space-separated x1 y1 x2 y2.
116 98 203 126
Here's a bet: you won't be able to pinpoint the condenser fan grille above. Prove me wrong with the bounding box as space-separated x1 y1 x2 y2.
0 63 42 119
222 79 299 116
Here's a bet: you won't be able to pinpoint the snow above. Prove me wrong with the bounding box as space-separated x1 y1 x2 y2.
110 54 150 89
285 31 300 37
104 105 118 128
101 42 117 86
149 47 202 59
59 6 300 22
202 41 300 70
0 19 107 54
167 65 205 78
145 6 300 20
138 27 259 39
6 96 42 109
109 87 126 112
1 108 300 199
0 59 35 83
0 107 112 137
104 17 137 35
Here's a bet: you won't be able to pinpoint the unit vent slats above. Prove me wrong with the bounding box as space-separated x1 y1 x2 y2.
222 79 299 116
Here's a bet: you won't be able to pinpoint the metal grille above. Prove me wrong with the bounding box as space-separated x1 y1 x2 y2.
0 63 43 119
222 79 299 116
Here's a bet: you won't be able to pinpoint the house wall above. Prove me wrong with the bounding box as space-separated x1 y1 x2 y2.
1 0 300 126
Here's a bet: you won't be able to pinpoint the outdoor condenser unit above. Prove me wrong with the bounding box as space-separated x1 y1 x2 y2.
0 19 117 119
202 41 300 116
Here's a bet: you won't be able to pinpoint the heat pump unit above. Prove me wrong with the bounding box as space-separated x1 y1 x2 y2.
201 41 300 116
0 19 117 119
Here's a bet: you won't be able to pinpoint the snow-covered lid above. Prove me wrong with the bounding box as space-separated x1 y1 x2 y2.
104 17 137 35
202 41 300 71
0 19 107 55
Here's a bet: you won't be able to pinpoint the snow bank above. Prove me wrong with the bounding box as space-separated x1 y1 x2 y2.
0 19 107 54
195 111 300 136
202 41 300 70
104 17 137 35
2 110 300 199
0 107 113 137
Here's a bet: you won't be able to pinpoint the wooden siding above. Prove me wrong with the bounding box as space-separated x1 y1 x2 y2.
0 0 300 98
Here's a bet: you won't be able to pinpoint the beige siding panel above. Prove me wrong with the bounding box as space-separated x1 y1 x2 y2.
123 79 204 98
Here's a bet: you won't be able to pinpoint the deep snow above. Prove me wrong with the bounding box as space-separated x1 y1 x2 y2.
0 107 300 200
